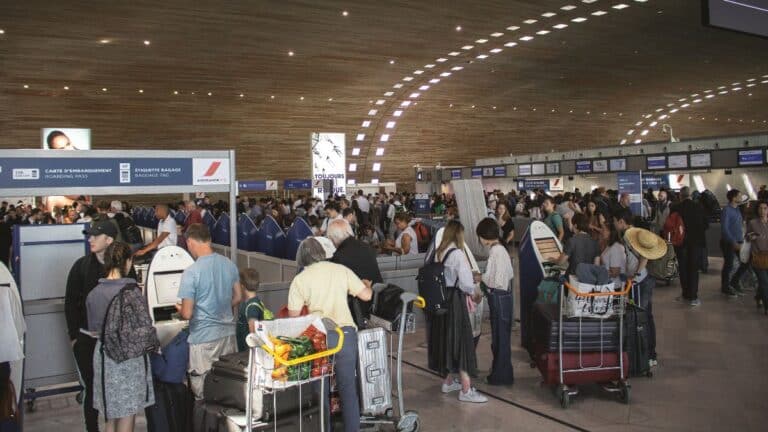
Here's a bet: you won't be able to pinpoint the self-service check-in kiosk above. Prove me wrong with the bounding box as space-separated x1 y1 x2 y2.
518 221 563 348
145 246 195 346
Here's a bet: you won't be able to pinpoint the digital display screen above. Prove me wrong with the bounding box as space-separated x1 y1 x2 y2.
546 162 560 174
494 166 507 177
703 0 768 38
738 149 764 166
647 156 667 170
668 154 688 169
42 128 91 150
531 164 545 175
451 169 462 179
575 160 592 174
609 158 627 172
690 153 712 168
593 160 608 173
482 167 494 177
471 167 483 178
518 165 532 176
154 271 184 305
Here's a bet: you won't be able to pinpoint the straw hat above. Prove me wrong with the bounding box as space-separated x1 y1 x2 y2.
624 228 668 260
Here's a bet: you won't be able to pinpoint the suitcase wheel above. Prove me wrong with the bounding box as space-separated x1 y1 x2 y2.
397 411 420 432
557 385 571 409
619 381 631 405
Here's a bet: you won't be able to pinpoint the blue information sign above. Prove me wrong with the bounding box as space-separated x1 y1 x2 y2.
450 169 462 180
284 179 312 190
0 157 196 189
641 175 669 190
522 179 550 191
238 180 267 192
738 149 764 166
494 166 507 177
617 171 643 216
471 168 482 178
646 156 667 170
576 160 592 174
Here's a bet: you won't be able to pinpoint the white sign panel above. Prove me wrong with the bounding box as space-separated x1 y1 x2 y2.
193 158 230 186
266 180 279 191
668 173 690 190
42 128 92 150
549 177 564 191
593 160 608 173
690 153 711 168
312 132 346 198
668 154 688 169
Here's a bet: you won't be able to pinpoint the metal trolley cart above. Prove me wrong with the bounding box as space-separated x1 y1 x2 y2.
359 284 425 432
244 317 344 432
531 278 632 409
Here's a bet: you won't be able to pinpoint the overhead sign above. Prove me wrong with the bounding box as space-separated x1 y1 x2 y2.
450 169 462 180
238 180 267 192
284 179 312 190
617 171 643 216
576 160 592 174
531 164 545 176
546 162 560 174
471 167 483 178
641 174 669 190
738 149 764 166
518 165 532 176
667 154 688 169
549 177 564 191
690 152 712 168
266 180 279 191
312 132 346 198
482 167 494 177
646 156 667 170
522 179 550 191
609 158 627 172
494 166 507 177
0 157 205 189
593 160 608 173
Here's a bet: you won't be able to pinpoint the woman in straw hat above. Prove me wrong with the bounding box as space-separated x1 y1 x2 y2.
622 220 668 369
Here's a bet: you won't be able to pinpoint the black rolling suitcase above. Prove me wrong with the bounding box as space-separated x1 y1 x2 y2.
145 381 193 432
624 304 652 377
203 351 317 421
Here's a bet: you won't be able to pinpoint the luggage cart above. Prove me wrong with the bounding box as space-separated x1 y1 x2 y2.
244 317 344 432
553 279 633 409
360 284 425 432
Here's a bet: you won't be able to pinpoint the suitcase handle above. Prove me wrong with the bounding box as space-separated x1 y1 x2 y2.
261 327 345 367
413 296 426 309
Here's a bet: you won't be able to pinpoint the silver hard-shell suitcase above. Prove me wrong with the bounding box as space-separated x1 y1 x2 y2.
357 327 392 415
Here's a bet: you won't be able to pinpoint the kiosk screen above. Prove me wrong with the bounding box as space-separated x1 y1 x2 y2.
153 270 184 305
535 238 561 261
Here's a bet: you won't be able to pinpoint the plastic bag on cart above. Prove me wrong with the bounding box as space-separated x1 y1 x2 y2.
566 265 617 318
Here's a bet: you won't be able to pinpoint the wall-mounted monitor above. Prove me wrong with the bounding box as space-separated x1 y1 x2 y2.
531 164 545 175
646 156 667 170
482 167 494 177
609 158 627 172
494 166 507 177
738 149 764 166
668 154 688 169
42 128 91 150
592 160 608 173
518 165 532 176
690 152 712 168
450 169 462 180
471 167 483 178
546 162 560 174
703 0 768 38
575 160 592 174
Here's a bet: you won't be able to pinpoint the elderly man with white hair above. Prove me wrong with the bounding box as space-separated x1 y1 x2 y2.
327 219 383 327
288 237 372 432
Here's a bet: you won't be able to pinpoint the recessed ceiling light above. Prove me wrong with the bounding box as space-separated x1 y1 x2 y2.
348 163 357 172
102 87 108 92
138 89 144 93
490 48 503 53
384 91 394 97
436 57 448 62
409 93 420 98
100 39 110 44
299 96 304 100
375 99 385 105
393 110 403 117
571 17 587 22
536 30 550 35
612 4 629 10
429 78 441 84
400 101 412 107
402 76 413 81
380 135 389 142
356 134 365 141
288 50 294 56
362 121 371 128
634 139 642 144
173 90 179 95
634 0 648 3
440 72 452 77
620 139 627 145
476 54 489 59
342 10 349 17
449 104 454 108
143 40 151 46
747 83 756 87
386 121 396 128
493 106 497 109
681 103 690 108
561 5 577 11
448 51 460 56
627 129 635 135
63 86 69 90
270 95 275 99
507 25 520 31
451 66 464 71
23 84 29 89
414 69 424 75
389 59 395 64
706 94 715 98
419 85 430 90
456 25 462 31
491 32 504 37
371 179 379 184
504 42 518 47
582 0 598 3
471 105 476 108
524 19 538 24
520 35 534 41
0 29 4 34
352 147 361 155
376 148 385 156
475 39 488 44
393 83 404 88
553 23 568 29
368 109 378 115
542 12 557 18
208 92 213 96
461 45 474 50
649 121 658 127
592 10 607 16
425 64 436 68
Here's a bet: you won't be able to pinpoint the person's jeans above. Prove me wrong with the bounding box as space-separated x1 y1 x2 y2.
486 288 514 385
73 333 100 432
676 246 703 300
634 277 657 360
754 267 768 308
325 327 360 432
720 240 748 292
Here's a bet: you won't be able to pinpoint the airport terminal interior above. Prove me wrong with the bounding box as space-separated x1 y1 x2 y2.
1 1 768 431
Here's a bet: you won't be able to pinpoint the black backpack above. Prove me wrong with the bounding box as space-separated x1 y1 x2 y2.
113 213 143 244
416 249 458 314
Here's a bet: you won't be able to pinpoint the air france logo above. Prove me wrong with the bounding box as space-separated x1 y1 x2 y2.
193 158 230 186
203 161 221 177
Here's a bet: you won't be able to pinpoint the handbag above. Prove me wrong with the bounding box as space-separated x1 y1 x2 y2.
739 241 752 264
752 250 768 270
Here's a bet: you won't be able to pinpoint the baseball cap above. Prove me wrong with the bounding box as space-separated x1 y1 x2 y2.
83 220 118 238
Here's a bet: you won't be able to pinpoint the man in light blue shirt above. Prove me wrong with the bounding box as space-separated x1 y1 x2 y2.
176 223 242 399
720 189 747 297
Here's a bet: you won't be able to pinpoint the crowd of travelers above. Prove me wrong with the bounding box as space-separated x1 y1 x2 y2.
2 181 767 432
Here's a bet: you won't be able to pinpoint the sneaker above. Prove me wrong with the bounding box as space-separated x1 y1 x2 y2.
441 379 462 394
458 388 488 403
649 359 658 368
689 299 701 307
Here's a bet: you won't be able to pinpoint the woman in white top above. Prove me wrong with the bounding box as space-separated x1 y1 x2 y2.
428 221 487 404
600 223 627 289
383 213 419 256
475 218 515 385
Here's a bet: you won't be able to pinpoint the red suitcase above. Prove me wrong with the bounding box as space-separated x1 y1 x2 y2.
533 350 629 386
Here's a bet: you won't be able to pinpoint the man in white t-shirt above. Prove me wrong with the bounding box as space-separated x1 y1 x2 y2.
355 190 371 226
135 204 178 257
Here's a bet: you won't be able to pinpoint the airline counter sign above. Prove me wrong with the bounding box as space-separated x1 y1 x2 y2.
193 158 230 186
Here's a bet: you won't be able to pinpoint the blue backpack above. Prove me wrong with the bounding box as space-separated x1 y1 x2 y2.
150 329 189 384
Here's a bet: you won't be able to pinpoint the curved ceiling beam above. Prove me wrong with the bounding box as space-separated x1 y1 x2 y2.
352 0 654 183
621 73 768 144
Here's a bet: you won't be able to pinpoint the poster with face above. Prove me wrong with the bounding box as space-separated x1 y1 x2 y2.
311 132 346 198
41 128 91 150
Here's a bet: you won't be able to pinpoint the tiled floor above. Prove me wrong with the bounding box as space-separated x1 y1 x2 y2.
22 258 768 431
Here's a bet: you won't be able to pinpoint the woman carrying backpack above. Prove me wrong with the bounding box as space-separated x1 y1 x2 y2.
428 220 487 404
86 242 157 432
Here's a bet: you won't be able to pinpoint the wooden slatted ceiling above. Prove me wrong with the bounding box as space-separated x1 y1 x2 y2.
0 0 766 189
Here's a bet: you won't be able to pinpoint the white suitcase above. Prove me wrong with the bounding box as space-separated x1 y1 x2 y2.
357 327 392 416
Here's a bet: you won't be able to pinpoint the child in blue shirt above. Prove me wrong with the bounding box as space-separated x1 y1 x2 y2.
236 268 273 352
